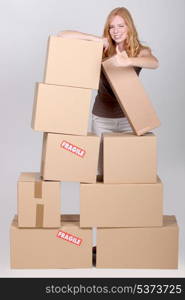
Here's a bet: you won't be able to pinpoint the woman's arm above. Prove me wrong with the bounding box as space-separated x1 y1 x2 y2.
129 48 159 69
58 30 102 41
57 30 109 50
115 47 159 69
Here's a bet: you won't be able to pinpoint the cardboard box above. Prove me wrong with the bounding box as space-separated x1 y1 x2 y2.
44 36 103 89
96 216 179 269
10 215 92 269
41 133 100 183
80 176 163 228
31 83 92 135
102 55 160 135
104 132 157 183
18 172 60 228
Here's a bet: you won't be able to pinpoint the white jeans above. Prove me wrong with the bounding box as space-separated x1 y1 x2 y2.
91 114 132 176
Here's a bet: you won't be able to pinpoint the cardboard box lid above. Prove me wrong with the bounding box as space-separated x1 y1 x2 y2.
18 172 41 182
82 174 162 186
11 215 81 228
103 132 155 138
96 216 178 230
46 132 98 138
19 172 60 183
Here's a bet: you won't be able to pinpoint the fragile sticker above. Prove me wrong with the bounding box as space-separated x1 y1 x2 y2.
60 140 86 158
56 230 83 246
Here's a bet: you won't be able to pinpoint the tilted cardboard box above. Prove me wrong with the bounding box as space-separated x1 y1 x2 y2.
96 216 179 269
80 176 163 228
44 36 103 89
10 215 92 269
104 132 157 183
102 55 160 135
31 83 92 135
41 133 100 183
18 172 60 228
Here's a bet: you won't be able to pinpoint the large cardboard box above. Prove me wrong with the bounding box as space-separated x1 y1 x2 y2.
18 172 60 228
104 132 157 183
44 36 103 89
31 83 92 135
96 216 179 269
41 133 100 183
102 55 160 136
10 215 92 269
80 177 163 228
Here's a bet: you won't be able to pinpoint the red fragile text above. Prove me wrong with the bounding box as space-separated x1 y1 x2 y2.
60 140 86 158
56 230 83 246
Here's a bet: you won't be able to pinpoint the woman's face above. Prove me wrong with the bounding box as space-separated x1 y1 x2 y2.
109 15 128 44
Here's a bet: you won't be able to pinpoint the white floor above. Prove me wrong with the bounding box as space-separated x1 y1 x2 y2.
1 266 185 278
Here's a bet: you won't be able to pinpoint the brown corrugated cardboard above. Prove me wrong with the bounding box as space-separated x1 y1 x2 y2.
31 83 92 135
104 132 157 183
96 215 179 269
41 133 100 182
10 215 92 269
80 176 163 228
44 36 103 89
102 55 160 135
18 172 60 228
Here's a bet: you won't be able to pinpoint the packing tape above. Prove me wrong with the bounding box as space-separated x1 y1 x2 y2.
36 204 44 227
34 180 42 198
34 180 44 227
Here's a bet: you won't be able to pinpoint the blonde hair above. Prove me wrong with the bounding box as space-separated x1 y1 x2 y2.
103 7 150 58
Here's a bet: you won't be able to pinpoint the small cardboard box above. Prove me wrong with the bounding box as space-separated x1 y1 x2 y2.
96 216 179 269
102 55 160 136
10 215 92 269
41 133 100 183
44 36 103 89
104 132 157 183
18 172 60 228
80 176 163 228
31 83 92 135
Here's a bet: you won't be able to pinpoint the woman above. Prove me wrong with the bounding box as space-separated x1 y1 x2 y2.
58 7 159 176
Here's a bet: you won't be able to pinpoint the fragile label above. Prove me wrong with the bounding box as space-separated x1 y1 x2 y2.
56 230 83 246
60 140 86 158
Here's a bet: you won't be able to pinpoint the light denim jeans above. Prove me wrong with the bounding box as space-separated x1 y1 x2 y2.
91 114 132 176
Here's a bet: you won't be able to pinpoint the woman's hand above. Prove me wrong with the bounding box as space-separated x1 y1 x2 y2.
57 30 105 44
102 37 109 52
114 46 131 67
57 30 71 37
114 46 159 69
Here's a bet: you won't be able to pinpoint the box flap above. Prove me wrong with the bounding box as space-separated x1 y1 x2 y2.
103 132 154 138
19 172 41 182
163 215 178 227
61 215 80 223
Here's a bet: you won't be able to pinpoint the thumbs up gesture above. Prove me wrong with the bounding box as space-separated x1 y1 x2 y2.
115 45 131 67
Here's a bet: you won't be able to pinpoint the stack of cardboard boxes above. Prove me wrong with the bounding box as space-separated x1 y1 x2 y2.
10 36 179 269
81 54 179 269
10 37 102 268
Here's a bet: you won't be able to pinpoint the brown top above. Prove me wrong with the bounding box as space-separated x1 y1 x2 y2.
92 66 142 118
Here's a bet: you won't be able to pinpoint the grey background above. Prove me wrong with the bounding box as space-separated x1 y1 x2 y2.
0 0 185 277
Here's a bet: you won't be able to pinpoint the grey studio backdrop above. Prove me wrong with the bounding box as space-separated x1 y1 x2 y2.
0 0 185 277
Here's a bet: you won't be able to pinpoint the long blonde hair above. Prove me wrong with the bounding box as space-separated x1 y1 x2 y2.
103 7 150 58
